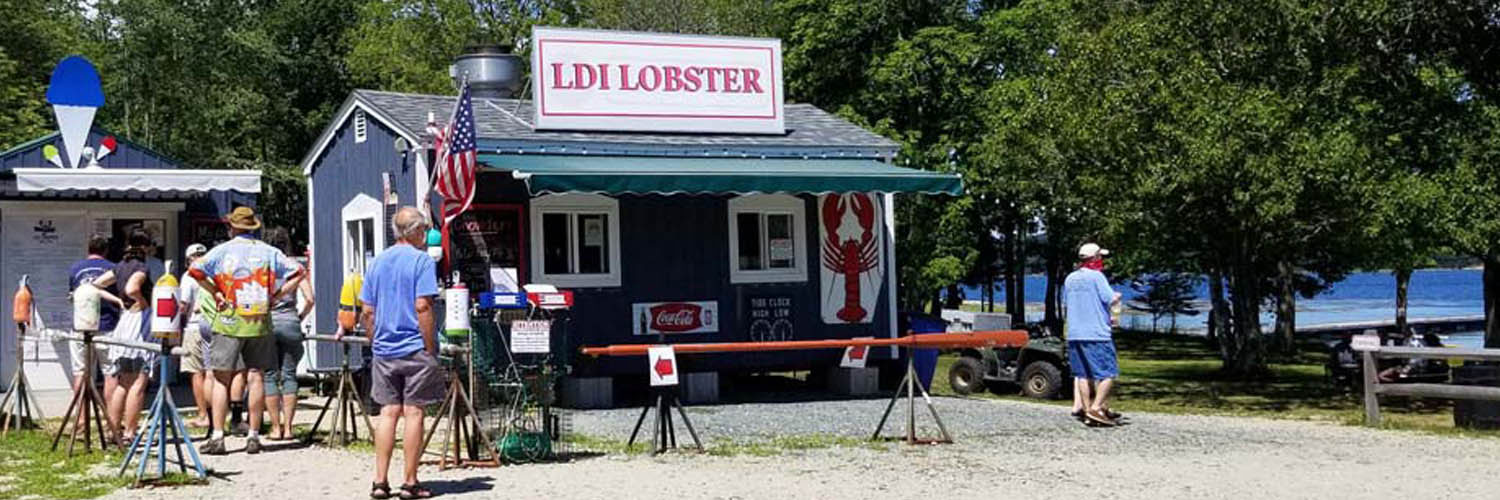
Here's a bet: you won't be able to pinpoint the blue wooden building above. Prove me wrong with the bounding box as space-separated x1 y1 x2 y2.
301 88 959 401
0 127 259 391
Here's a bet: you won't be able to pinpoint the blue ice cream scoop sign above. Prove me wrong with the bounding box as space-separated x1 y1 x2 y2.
46 56 105 169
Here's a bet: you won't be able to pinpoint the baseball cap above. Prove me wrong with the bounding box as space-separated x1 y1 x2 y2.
1078 243 1110 259
185 243 208 257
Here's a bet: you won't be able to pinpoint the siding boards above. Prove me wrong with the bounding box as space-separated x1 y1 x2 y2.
309 115 415 335
570 194 891 377
0 130 181 171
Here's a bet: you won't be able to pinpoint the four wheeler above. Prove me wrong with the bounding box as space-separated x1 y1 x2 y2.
947 323 1068 399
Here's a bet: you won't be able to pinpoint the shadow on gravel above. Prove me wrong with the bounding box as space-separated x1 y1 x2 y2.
610 371 902 408
425 476 495 496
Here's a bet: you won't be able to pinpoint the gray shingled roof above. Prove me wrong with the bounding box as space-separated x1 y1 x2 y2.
353 89 899 155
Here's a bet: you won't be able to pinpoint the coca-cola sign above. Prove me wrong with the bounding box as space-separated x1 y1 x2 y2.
633 301 719 336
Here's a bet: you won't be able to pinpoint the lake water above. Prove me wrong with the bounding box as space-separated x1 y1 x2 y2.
958 268 1486 347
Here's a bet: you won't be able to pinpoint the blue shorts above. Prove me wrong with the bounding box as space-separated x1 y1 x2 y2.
1068 340 1119 380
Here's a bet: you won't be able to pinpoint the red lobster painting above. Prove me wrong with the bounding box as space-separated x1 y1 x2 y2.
821 193 880 322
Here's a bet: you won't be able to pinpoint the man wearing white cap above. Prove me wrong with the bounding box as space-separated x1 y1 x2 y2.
1064 242 1123 426
179 243 212 428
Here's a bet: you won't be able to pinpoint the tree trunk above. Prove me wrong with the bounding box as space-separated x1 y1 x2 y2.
1004 220 1021 318
1275 261 1296 352
1014 224 1027 323
1394 267 1412 335
1043 245 1063 332
929 288 943 316
1485 254 1500 349
1223 259 1268 377
1208 270 1230 343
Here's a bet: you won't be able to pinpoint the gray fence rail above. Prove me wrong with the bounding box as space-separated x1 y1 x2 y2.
1360 345 1500 425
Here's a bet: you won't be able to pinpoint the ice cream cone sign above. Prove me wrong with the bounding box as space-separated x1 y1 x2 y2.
42 144 64 168
97 135 117 161
45 56 105 169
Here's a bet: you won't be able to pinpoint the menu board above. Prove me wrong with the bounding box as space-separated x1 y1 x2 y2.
447 207 522 292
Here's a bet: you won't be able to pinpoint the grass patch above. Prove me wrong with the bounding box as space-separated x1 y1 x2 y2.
932 330 1499 437
0 430 131 499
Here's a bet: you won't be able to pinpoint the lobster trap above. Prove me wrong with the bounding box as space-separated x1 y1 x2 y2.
469 293 574 464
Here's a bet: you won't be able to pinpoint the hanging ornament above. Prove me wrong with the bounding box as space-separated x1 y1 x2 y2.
97 135 117 161
42 144 64 168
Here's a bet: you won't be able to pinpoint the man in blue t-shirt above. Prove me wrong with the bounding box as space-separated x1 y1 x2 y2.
342 206 441 499
1064 242 1123 427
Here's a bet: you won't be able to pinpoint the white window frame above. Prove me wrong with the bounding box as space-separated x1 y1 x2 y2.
341 194 384 274
529 193 622 288
727 194 808 284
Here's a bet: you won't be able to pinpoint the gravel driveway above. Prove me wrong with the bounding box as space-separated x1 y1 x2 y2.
101 396 1500 500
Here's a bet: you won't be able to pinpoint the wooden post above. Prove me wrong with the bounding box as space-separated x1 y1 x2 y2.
1362 350 1380 426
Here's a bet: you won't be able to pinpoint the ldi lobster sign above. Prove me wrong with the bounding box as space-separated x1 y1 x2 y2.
819 193 885 324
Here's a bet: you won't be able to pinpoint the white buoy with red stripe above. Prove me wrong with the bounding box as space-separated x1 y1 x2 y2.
151 260 181 340
444 271 469 338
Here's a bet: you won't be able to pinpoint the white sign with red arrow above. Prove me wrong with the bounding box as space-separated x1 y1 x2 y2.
840 337 874 369
647 346 679 386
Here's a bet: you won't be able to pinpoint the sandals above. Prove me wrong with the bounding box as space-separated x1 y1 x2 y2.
370 482 392 499
400 482 433 499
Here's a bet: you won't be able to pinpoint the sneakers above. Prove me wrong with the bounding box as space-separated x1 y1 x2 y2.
245 436 263 454
200 437 226 455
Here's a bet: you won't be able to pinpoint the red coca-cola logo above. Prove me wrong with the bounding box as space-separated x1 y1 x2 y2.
650 303 704 332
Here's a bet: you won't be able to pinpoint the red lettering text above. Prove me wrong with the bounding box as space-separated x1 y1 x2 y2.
722 66 740 93
638 65 662 91
683 66 703 91
572 63 598 89
742 68 764 94
550 63 571 89
597 63 611 90
663 65 683 92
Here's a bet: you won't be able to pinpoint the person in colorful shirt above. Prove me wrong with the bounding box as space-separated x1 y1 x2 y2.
188 207 304 455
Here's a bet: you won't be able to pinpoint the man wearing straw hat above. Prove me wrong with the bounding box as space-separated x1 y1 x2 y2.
189 207 303 455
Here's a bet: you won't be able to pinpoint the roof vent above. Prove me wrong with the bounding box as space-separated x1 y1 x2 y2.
450 44 523 99
354 109 368 143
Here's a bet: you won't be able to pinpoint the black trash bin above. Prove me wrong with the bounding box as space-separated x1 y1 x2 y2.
1453 363 1500 429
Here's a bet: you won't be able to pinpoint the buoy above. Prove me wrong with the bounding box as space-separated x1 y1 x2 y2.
425 227 443 262
151 261 181 340
444 271 470 338
337 271 363 332
13 276 32 327
74 279 102 332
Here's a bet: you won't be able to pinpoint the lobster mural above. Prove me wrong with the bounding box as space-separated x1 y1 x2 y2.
821 193 882 323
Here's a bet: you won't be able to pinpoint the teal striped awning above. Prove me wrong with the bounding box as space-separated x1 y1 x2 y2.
475 154 962 195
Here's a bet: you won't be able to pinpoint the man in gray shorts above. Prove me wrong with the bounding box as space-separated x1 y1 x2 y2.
188 207 304 455
340 206 442 499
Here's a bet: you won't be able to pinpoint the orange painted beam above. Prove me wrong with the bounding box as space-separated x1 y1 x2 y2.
579 330 1028 357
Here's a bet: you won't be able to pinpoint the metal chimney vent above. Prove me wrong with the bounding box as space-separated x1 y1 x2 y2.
450 45 523 99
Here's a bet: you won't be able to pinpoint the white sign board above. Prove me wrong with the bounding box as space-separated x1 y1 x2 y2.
531 26 784 134
633 301 719 336
1350 334 1382 352
840 337 874 369
647 346 679 386
819 193 885 324
510 320 552 354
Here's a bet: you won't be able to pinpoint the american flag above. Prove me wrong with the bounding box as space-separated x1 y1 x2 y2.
431 81 477 223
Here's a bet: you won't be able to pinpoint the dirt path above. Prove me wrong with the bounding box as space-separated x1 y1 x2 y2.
97 397 1500 500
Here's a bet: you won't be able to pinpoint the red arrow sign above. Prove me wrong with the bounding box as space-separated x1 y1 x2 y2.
654 357 675 378
848 346 867 360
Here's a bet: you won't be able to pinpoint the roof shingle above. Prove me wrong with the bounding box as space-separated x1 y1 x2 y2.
354 89 899 156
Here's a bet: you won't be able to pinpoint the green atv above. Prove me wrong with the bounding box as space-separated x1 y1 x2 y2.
947 323 1068 399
